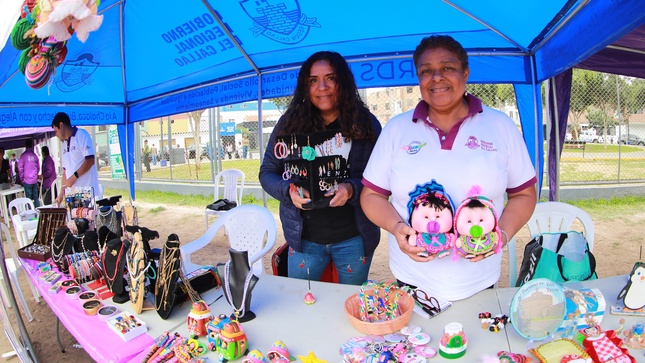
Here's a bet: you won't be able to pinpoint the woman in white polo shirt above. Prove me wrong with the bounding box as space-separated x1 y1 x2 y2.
360 35 537 301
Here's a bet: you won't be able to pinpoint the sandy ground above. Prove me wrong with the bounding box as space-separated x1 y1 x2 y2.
0 201 641 362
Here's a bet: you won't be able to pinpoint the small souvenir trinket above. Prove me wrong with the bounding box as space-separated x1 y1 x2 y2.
215 320 249 361
304 268 315 305
297 351 327 363
83 300 102 316
244 349 267 363
267 340 295 363
98 305 119 321
207 314 231 351
65 286 82 299
439 322 467 359
400 325 422 335
304 291 316 305
48 282 62 294
408 332 431 345
187 300 214 338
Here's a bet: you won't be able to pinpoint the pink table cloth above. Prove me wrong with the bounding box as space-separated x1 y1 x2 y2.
21 258 155 363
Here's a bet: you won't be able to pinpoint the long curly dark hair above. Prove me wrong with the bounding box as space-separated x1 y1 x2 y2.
276 51 377 141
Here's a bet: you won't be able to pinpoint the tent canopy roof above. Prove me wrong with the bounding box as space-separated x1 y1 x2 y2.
0 0 643 125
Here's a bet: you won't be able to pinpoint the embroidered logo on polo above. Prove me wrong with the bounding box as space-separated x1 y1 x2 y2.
465 136 497 152
465 136 479 149
240 0 320 44
401 141 427 155
55 50 100 93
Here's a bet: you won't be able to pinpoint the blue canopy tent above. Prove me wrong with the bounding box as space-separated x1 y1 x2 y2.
0 0 643 200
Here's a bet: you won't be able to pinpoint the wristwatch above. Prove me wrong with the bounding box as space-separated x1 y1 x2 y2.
74 171 79 178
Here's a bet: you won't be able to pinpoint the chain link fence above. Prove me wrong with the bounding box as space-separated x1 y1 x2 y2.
92 70 645 188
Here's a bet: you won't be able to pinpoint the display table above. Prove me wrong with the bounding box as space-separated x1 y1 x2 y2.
20 257 223 363
134 274 511 362
498 275 645 362
0 186 25 227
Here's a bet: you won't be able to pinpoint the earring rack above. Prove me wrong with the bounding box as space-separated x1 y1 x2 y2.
276 130 350 209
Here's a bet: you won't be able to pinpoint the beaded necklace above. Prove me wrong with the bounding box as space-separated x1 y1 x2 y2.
127 237 150 306
223 260 255 320
52 232 72 263
102 241 125 288
97 207 117 234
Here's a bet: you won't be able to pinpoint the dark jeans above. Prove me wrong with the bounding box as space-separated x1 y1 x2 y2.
42 188 52 206
23 183 40 207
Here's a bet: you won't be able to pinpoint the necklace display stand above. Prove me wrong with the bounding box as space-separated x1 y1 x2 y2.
51 227 76 273
218 248 259 323
155 235 181 320
102 237 129 304
128 232 154 314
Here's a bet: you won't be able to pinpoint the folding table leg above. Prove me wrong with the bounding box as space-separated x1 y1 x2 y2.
55 317 65 353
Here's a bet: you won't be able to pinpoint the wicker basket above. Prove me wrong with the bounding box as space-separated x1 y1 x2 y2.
344 290 414 335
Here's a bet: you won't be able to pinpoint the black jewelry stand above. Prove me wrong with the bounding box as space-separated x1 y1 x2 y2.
217 248 259 322
102 238 129 303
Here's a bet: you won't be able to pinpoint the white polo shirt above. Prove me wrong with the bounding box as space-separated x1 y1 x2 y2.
363 96 536 301
62 127 102 199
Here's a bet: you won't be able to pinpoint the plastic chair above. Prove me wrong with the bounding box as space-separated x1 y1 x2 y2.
8 198 37 246
508 201 594 286
184 205 276 276
39 175 61 207
0 222 39 321
204 169 245 230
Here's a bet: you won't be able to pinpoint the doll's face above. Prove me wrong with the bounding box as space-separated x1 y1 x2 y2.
456 206 495 237
410 203 453 234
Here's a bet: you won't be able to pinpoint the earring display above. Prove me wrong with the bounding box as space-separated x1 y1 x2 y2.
277 130 351 209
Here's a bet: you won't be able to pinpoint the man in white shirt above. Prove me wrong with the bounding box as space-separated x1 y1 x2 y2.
51 112 102 204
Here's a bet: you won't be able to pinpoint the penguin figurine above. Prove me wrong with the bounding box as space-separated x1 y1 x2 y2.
618 262 645 310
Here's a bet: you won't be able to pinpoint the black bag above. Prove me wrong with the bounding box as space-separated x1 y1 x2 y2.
515 231 597 287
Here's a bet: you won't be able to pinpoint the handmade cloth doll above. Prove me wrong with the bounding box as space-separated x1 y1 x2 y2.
406 180 455 258
453 185 502 258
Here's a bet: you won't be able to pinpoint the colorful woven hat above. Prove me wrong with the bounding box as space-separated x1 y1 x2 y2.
406 179 455 224
10 18 33 50
18 48 33 75
25 54 52 89
243 349 267 363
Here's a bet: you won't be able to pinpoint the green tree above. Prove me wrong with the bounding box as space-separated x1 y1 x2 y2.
187 109 206 176
271 96 292 114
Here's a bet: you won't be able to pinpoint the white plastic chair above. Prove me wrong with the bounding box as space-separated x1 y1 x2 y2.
508 201 594 286
0 222 40 321
8 198 37 246
39 175 61 207
185 205 276 276
204 169 245 230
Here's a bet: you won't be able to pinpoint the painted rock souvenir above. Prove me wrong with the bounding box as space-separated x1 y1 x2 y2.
216 320 248 362
187 300 213 337
25 54 52 89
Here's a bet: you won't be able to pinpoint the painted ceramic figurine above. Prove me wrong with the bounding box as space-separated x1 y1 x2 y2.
267 340 294 363
453 185 502 258
207 314 231 351
187 300 213 338
215 320 249 362
406 180 455 258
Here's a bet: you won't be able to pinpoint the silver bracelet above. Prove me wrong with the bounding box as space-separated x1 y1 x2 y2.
500 229 509 246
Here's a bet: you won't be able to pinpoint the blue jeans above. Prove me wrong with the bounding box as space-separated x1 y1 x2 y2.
287 235 372 285
24 183 39 207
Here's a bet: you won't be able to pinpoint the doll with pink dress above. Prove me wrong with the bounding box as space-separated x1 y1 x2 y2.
406 180 455 258
453 185 503 259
